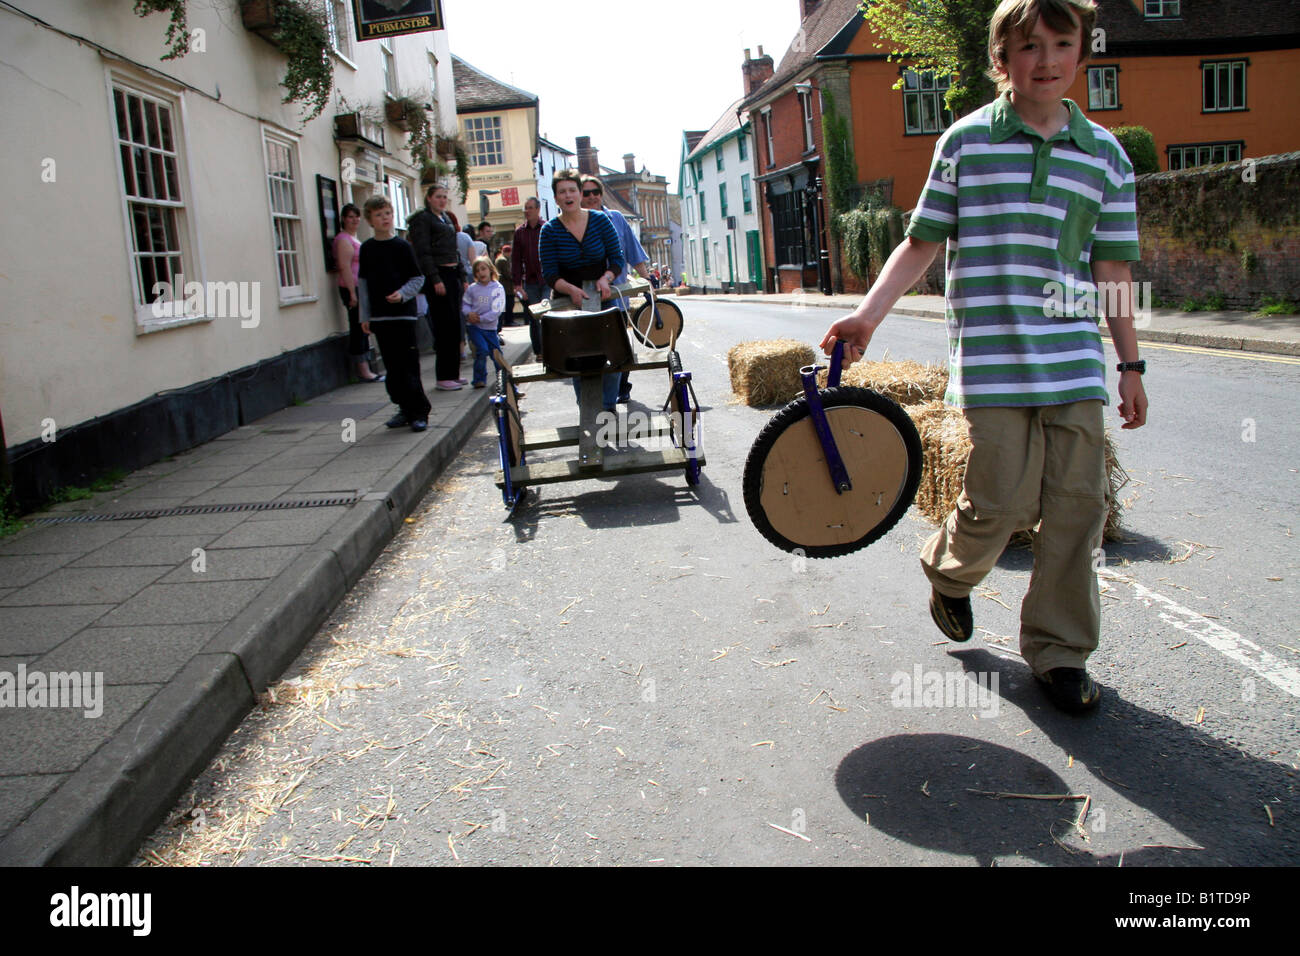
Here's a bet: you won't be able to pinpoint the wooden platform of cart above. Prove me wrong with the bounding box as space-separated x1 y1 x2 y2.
494 348 703 487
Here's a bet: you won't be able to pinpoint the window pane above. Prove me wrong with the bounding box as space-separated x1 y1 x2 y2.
920 72 934 90
159 105 173 151
144 101 160 148
114 90 128 138
1203 67 1214 109
905 95 920 133
1232 62 1245 109
134 146 152 196
1104 70 1117 107
164 156 180 201
120 144 135 195
128 95 145 143
903 71 918 90
921 94 937 133
1088 69 1101 109
1217 64 1230 110
1197 146 1211 165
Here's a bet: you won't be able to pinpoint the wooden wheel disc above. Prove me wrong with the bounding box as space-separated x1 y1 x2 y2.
757 405 911 549
633 299 684 348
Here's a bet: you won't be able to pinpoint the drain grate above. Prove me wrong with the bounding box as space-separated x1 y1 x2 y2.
33 495 360 524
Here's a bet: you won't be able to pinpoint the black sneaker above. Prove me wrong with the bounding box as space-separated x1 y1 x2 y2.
410 418 428 432
929 588 973 642
1035 668 1101 714
384 412 410 428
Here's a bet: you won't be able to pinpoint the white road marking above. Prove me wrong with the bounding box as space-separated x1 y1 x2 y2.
1100 569 1300 699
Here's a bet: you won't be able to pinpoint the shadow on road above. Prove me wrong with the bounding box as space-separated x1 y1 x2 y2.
834 648 1298 866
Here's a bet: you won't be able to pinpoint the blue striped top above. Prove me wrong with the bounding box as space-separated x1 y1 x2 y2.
539 210 625 291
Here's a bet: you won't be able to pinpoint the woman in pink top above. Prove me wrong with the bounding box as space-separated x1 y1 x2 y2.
335 203 383 382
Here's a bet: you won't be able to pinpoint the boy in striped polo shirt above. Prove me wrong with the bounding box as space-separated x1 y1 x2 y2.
823 0 1148 713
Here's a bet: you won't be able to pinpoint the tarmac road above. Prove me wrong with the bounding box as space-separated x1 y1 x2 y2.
137 300 1300 866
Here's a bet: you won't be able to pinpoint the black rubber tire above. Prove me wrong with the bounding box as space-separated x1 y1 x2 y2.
742 387 922 558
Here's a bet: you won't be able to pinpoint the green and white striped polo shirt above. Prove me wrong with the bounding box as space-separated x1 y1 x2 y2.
906 94 1139 408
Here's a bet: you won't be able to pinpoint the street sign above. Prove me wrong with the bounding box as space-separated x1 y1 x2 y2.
501 187 519 207
353 0 444 42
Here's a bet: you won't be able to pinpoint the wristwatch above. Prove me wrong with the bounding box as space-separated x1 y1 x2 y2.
1116 360 1146 374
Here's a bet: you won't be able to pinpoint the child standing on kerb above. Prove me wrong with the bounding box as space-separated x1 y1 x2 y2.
358 195 431 432
822 0 1148 714
462 256 506 389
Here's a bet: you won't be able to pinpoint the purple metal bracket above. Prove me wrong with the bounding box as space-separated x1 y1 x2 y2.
798 344 852 494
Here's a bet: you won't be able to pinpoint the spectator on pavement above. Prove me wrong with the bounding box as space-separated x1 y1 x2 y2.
512 196 546 357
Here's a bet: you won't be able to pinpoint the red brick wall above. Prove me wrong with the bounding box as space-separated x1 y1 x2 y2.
1133 152 1300 308
756 83 832 291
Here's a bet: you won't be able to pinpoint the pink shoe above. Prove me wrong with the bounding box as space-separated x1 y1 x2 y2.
435 380 463 390
456 378 469 385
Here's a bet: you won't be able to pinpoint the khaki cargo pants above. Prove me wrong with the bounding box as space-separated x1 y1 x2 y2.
920 399 1108 674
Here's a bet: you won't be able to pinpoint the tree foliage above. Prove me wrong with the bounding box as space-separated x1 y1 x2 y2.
1109 126 1158 175
859 0 1000 117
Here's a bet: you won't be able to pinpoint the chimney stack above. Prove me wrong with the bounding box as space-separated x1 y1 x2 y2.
742 48 775 97
575 136 599 175
623 153 636 174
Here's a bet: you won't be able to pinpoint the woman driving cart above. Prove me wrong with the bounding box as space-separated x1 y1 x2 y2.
538 168 625 412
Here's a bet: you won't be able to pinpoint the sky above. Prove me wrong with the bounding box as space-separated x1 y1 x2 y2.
440 0 803 193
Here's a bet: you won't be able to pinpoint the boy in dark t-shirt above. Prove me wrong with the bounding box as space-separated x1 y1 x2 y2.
359 196 431 432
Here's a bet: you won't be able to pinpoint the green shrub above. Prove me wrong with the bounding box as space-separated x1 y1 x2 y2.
1258 296 1300 315
1110 125 1158 175
837 203 904 282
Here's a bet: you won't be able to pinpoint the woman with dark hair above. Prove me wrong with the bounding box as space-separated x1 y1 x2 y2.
407 184 468 390
538 168 625 410
335 203 382 382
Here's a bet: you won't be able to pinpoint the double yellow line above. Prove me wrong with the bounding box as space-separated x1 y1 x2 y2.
1136 340 1300 365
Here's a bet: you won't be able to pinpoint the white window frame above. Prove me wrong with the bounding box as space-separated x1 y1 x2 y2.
902 69 954 134
106 69 206 332
1087 65 1119 110
381 38 397 98
799 90 815 151
326 0 356 68
761 108 774 167
1144 0 1180 17
1167 141 1243 170
463 115 505 167
262 127 311 302
384 173 413 232
1202 60 1247 112
427 51 440 126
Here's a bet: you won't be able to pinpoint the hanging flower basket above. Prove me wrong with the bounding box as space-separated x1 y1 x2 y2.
240 0 278 34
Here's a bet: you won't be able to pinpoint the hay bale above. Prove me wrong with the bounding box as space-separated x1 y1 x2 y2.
907 401 971 528
728 339 816 406
818 359 949 406
904 402 1128 543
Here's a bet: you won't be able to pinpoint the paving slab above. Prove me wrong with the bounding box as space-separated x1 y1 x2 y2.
0 553 81 588
0 683 158 775
0 565 172 607
157 546 300 583
0 521 143 555
70 535 220 568
0 605 116 655
95 580 271 626
0 775 67 836
35 623 223 684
